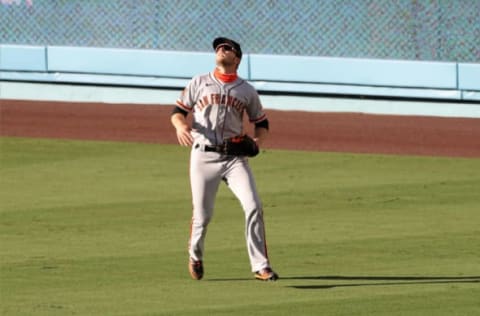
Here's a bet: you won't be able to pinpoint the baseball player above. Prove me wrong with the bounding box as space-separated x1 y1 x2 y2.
170 37 278 281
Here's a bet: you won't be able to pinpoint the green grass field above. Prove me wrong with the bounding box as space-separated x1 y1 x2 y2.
1 137 479 316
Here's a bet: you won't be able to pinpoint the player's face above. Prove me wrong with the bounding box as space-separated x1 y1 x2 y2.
215 44 240 68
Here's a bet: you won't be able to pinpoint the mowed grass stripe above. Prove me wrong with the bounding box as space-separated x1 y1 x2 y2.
1 137 479 316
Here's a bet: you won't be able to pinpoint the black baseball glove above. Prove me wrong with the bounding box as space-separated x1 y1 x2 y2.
223 135 259 157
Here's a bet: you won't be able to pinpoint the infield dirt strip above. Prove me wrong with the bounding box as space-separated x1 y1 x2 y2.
1 99 479 158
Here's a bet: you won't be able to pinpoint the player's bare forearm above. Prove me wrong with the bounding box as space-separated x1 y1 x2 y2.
171 113 193 146
254 127 268 148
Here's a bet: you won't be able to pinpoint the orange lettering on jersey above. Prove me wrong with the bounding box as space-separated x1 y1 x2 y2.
202 95 209 106
212 94 221 105
231 99 245 112
196 93 246 112
226 95 235 107
197 98 205 111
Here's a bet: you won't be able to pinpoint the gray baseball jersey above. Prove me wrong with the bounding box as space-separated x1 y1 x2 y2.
176 72 267 145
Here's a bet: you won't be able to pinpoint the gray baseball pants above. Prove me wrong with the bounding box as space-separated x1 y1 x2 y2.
188 145 271 272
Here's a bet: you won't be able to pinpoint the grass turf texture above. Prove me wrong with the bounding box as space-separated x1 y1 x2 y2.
1 137 479 316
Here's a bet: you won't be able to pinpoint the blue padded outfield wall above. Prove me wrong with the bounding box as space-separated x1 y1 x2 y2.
1 0 479 104
1 0 479 63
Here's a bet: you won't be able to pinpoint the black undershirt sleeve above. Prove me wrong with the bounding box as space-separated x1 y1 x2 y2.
171 106 188 117
255 118 269 130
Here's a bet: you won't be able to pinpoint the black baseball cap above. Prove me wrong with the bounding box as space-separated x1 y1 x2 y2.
212 37 242 59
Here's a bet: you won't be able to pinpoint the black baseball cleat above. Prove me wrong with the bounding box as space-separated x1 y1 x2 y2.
254 267 279 281
189 259 204 280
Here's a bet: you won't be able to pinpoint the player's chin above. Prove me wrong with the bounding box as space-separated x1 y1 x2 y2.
217 59 234 68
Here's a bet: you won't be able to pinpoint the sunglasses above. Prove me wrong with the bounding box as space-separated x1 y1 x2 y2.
216 44 236 53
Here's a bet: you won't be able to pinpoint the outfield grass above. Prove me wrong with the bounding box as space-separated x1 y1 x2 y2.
1 137 479 316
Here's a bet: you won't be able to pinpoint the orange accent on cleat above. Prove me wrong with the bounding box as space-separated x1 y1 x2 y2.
254 267 279 281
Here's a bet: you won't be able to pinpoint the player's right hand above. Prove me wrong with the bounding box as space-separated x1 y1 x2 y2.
176 126 194 146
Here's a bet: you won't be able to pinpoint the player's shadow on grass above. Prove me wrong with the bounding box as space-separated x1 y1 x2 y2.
207 275 480 289
283 275 480 289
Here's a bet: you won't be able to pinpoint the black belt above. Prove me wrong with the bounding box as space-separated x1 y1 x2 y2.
195 143 225 153
204 145 224 153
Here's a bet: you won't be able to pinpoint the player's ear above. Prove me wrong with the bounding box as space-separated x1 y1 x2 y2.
234 57 241 68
